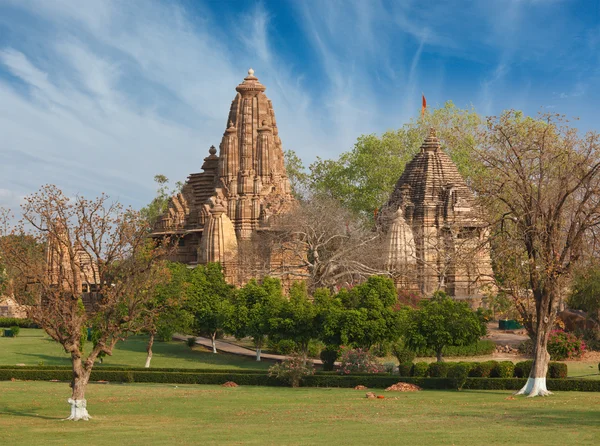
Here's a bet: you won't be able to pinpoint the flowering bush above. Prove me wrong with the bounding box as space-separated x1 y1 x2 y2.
338 347 384 375
268 354 314 387
547 330 586 360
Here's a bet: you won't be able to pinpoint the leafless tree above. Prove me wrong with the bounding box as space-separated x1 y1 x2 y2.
0 185 170 419
475 112 600 396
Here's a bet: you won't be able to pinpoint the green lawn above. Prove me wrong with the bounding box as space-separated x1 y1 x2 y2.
0 381 598 445
0 329 269 370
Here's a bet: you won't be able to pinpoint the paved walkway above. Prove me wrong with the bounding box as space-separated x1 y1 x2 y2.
172 334 326 364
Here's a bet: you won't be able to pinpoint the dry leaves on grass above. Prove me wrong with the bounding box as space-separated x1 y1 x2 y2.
222 381 239 387
354 385 368 390
384 382 421 392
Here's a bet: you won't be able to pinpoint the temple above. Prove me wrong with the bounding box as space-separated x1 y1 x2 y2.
152 69 296 283
378 129 493 300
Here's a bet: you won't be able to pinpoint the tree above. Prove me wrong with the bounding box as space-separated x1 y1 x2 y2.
308 102 484 220
284 149 310 200
185 263 234 353
0 185 169 420
270 282 321 363
334 276 403 349
140 174 183 226
475 111 600 396
569 263 600 324
141 261 193 368
404 292 485 362
231 277 285 361
264 196 387 292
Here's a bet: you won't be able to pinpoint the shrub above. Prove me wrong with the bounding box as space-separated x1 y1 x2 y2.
411 362 429 377
491 361 515 378
383 362 396 374
416 340 496 358
398 362 413 377
0 318 35 328
319 348 339 372
428 362 451 378
157 325 175 342
338 347 384 375
268 339 297 355
307 340 325 358
448 363 469 390
548 362 568 379
517 339 534 355
469 361 497 378
186 337 197 349
514 360 533 378
268 354 315 387
547 330 586 360
9 326 20 337
392 343 416 364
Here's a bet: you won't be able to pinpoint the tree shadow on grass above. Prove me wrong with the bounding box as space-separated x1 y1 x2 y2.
14 353 71 365
0 407 63 420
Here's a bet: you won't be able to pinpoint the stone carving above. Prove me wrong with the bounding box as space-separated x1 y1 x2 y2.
152 70 296 283
379 128 493 299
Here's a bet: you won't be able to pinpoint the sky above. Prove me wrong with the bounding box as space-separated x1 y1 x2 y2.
0 0 599 212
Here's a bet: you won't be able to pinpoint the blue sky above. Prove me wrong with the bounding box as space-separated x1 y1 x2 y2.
0 0 599 211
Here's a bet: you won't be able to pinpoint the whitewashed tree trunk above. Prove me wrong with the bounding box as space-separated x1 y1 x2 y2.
66 359 92 420
256 347 261 361
145 332 154 368
516 294 555 397
211 333 217 354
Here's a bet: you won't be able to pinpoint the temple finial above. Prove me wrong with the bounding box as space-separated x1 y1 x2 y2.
248 68 254 76
429 127 437 138
209 145 217 155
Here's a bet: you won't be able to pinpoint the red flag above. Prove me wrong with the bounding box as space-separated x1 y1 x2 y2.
421 94 427 118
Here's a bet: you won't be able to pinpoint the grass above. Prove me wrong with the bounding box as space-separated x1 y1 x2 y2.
0 381 599 445
0 329 269 370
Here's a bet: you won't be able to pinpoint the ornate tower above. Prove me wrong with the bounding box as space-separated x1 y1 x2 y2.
379 129 493 300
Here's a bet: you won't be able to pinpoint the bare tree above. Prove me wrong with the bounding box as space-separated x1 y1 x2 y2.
256 196 388 292
475 112 600 396
0 185 170 419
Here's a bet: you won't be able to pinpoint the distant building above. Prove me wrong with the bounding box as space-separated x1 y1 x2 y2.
151 70 299 284
378 129 493 300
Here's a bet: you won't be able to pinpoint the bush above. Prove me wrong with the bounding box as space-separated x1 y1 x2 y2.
517 339 534 355
0 318 35 328
383 362 396 374
338 347 384 375
491 361 515 378
267 339 297 355
548 330 586 360
268 354 315 387
469 361 497 378
411 362 429 377
9 326 20 337
548 362 568 379
392 343 416 364
186 337 197 349
428 362 451 378
156 325 175 342
417 340 496 358
448 363 469 390
319 348 339 372
514 360 533 378
398 362 413 377
307 340 325 358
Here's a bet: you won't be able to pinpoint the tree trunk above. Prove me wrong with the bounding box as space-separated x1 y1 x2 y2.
436 347 444 363
516 289 556 397
211 333 217 354
145 332 155 368
255 337 263 361
67 357 92 420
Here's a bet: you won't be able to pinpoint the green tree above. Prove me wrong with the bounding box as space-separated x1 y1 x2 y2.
309 102 484 220
270 282 320 363
569 264 600 323
404 291 485 362
232 277 285 361
284 149 310 200
186 263 234 353
140 174 183 226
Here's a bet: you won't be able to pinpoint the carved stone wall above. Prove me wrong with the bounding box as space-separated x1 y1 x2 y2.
379 129 493 299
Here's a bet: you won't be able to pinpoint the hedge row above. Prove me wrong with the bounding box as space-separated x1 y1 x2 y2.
1 369 599 391
402 360 568 379
417 340 496 358
0 318 36 328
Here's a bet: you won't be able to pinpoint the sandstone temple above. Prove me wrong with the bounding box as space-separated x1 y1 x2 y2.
152 69 297 284
378 129 493 300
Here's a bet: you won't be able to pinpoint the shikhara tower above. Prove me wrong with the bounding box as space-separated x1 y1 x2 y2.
152 69 295 281
379 129 493 299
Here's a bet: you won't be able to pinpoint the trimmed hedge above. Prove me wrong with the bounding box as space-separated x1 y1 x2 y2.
0 368 599 391
417 340 496 358
428 362 451 378
491 361 515 378
412 362 430 377
548 362 568 379
0 318 36 328
469 361 497 378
